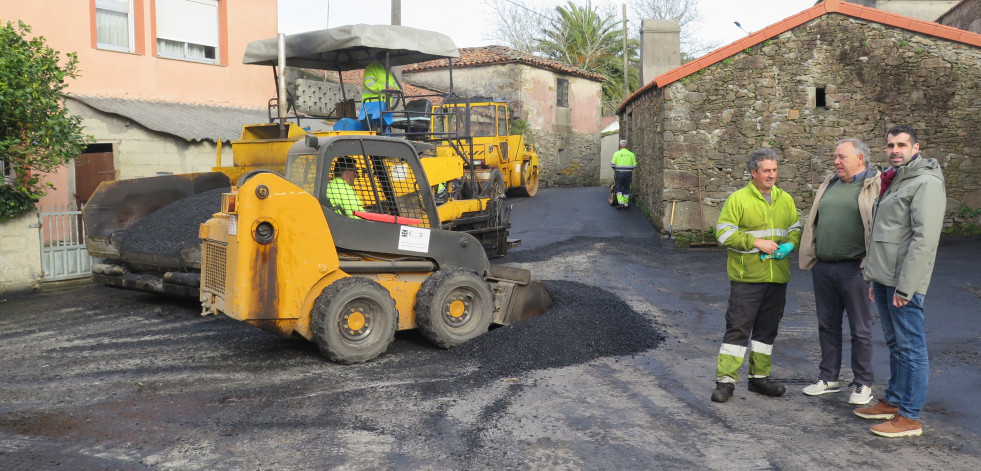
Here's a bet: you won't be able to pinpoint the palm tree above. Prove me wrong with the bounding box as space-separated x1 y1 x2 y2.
537 1 639 114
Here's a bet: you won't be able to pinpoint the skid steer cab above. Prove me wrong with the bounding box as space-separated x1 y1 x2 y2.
198 135 550 363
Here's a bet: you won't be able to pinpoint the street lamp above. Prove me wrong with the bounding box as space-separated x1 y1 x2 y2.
733 21 751 36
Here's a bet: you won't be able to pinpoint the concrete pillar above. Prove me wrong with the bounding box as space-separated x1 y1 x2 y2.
640 19 681 87
0 210 42 296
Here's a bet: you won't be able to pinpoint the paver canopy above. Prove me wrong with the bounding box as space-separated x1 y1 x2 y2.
242 24 460 70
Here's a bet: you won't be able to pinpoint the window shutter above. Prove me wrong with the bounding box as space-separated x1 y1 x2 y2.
156 0 218 47
97 0 129 13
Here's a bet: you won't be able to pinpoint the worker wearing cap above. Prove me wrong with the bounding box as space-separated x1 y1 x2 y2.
326 157 365 219
611 140 636 209
711 148 802 403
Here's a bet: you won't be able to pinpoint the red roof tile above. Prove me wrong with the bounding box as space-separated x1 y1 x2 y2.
619 0 981 113
402 45 607 82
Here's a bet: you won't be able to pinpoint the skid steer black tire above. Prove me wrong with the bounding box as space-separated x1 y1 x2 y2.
414 267 494 348
310 277 398 364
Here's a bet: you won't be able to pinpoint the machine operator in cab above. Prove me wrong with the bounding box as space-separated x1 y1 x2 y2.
326 157 365 219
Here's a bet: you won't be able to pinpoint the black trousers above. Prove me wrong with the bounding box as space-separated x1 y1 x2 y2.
811 259 875 385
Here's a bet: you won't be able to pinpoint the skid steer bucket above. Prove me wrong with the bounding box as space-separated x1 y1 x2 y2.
488 265 553 325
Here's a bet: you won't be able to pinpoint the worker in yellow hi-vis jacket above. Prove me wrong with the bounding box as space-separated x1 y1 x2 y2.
710 148 802 403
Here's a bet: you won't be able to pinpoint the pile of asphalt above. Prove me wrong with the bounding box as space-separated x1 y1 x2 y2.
444 279 665 379
118 187 228 260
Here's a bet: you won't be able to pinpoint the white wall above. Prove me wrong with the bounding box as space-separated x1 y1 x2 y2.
0 211 42 297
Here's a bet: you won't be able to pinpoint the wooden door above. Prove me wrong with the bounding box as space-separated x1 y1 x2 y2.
74 151 115 208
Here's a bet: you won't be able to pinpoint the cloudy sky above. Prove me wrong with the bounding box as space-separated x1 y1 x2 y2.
277 0 818 50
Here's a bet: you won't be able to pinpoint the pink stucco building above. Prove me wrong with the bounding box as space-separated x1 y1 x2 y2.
2 0 280 210
0 1 282 292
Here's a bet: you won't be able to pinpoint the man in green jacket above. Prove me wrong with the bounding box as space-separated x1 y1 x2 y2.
855 125 945 438
711 148 802 403
326 157 365 219
798 138 880 405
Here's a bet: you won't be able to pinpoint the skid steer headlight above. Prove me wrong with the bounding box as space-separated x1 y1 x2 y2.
253 220 276 245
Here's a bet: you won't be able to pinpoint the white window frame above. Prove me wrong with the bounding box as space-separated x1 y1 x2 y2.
1 158 14 186
96 0 135 52
156 0 220 64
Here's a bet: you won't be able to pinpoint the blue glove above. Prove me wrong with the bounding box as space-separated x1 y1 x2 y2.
772 242 794 260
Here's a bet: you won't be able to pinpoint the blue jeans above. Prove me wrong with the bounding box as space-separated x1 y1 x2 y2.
872 282 929 421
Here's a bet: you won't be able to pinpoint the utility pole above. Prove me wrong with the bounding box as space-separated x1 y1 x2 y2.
392 0 401 25
622 3 628 97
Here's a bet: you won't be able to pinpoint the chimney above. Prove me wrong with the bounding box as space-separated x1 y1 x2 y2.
640 19 681 86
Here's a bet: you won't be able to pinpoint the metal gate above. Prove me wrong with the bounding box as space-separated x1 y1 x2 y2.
39 205 92 281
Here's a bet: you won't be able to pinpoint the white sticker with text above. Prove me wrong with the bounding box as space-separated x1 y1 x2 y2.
398 225 430 253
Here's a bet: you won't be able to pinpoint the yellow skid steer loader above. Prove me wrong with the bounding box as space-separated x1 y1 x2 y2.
198 135 550 363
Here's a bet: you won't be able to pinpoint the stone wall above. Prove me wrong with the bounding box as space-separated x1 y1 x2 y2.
532 130 601 188
406 64 603 189
623 13 981 234
0 211 42 296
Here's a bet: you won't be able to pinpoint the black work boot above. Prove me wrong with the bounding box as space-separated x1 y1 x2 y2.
748 377 786 397
711 382 735 403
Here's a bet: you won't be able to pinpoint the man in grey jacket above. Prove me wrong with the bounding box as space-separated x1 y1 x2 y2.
855 125 946 438
799 138 880 405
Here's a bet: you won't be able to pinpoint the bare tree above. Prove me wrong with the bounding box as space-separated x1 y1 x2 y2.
631 0 718 60
484 0 553 53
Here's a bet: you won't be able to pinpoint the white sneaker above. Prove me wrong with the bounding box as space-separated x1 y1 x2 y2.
849 383 873 405
802 379 841 396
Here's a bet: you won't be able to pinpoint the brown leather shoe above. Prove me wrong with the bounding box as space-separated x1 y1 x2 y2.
854 399 899 420
871 414 922 437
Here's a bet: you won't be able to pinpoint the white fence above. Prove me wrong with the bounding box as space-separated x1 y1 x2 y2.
39 205 92 281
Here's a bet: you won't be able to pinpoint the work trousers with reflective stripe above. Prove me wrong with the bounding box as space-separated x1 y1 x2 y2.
614 170 633 205
716 281 787 383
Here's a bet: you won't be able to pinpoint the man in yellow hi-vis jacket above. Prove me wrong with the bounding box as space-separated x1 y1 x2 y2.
711 148 802 403
362 61 400 107
326 157 365 219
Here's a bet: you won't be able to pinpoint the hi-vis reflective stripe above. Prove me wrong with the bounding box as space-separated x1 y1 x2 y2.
719 343 747 358
789 221 803 232
715 223 739 244
751 340 773 356
746 228 789 238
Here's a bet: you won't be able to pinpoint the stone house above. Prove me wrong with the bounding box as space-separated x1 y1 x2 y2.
618 0 981 236
937 0 981 32
402 46 606 188
845 0 962 21
1 0 281 294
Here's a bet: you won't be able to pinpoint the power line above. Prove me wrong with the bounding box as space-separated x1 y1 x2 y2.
504 0 551 19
